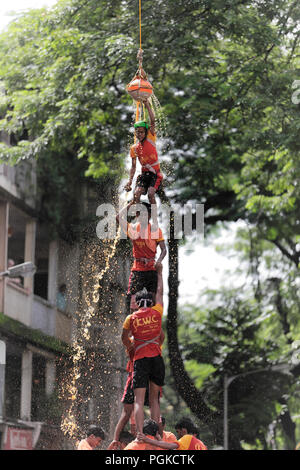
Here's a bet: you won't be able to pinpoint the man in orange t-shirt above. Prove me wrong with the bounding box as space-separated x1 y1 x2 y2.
124 419 165 451
137 417 208 450
161 416 177 444
77 425 105 450
122 264 165 435
116 200 166 313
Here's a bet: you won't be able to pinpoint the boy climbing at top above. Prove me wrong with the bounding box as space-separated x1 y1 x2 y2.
124 77 163 228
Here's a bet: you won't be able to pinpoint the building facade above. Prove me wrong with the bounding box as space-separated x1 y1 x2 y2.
0 153 130 449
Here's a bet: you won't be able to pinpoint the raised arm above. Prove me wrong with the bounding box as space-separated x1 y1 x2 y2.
155 263 163 306
137 433 178 450
155 240 167 270
116 200 134 234
144 100 155 134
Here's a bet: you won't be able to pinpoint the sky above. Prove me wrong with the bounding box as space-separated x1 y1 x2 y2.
0 0 58 32
0 0 244 308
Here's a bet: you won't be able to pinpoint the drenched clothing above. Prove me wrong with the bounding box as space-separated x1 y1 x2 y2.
136 171 162 193
123 303 165 389
132 355 165 389
122 369 150 406
130 130 163 190
123 304 163 361
127 222 164 272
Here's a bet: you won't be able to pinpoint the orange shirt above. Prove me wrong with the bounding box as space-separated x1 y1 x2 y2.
123 304 163 361
162 430 178 443
127 223 164 271
130 130 160 174
124 435 165 451
77 439 93 450
176 434 207 451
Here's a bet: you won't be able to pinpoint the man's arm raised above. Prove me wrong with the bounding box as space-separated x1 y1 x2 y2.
144 99 155 135
155 240 167 270
116 200 135 234
155 263 163 306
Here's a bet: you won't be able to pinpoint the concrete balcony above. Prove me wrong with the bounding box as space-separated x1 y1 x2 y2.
4 281 32 327
32 295 55 337
2 282 72 345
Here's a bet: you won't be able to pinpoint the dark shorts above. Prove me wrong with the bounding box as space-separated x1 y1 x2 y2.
122 372 150 406
136 171 162 193
127 270 158 295
133 356 165 389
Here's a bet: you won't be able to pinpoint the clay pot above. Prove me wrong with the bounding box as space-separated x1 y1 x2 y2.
126 75 153 102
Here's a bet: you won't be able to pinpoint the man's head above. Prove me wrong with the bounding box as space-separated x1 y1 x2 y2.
134 120 149 142
86 425 105 448
135 201 151 223
135 287 154 309
141 202 151 219
119 430 134 449
143 418 159 437
175 418 196 438
59 283 66 293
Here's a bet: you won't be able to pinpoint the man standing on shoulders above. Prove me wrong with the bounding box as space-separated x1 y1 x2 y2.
116 200 166 314
121 264 165 436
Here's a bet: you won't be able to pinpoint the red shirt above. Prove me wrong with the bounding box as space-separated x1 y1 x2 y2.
130 130 160 174
123 304 163 361
176 435 207 450
162 431 178 443
127 223 164 271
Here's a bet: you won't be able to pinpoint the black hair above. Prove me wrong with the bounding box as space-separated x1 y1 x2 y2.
87 425 105 440
161 416 166 426
135 288 154 308
141 201 151 218
175 418 196 434
119 430 134 444
143 419 159 437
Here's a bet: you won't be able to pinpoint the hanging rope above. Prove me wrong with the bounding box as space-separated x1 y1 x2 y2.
139 0 142 50
135 0 143 140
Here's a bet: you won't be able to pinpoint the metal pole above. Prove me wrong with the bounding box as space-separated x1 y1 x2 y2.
0 340 6 419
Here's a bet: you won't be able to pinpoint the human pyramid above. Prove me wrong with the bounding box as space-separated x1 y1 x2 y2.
77 52 207 452
105 56 208 451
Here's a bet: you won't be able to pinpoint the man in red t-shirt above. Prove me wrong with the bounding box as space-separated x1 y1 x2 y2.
116 200 166 313
124 98 163 209
122 263 165 435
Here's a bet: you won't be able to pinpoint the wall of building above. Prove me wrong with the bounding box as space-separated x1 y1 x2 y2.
0 161 131 449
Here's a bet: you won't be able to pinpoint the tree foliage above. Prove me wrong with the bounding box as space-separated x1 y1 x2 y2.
0 0 299 448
